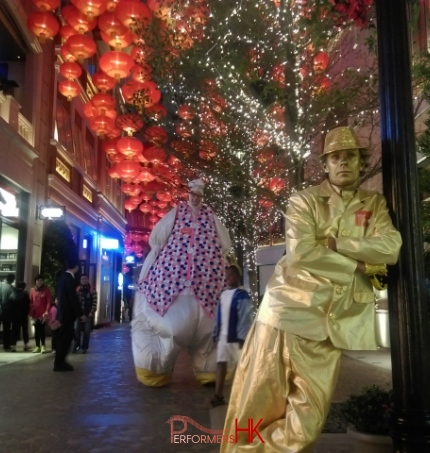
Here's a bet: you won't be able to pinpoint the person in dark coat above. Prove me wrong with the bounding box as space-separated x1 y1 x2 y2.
0 273 16 351
11 281 30 351
54 260 84 372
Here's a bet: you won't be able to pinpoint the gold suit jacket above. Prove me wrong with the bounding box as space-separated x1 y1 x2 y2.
258 179 402 350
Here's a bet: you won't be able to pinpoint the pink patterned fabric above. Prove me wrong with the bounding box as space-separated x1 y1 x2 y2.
142 202 226 318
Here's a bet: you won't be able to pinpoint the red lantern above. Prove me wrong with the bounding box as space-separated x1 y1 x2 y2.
125 80 161 109
176 123 193 138
60 44 77 63
31 0 60 11
99 50 134 80
124 199 137 212
98 11 128 38
115 0 151 28
147 0 174 19
117 136 143 158
90 115 115 138
177 105 195 120
58 79 80 101
106 126 122 139
141 191 153 202
171 140 195 156
83 101 117 120
59 25 77 41
108 153 124 164
145 103 167 120
108 166 121 178
106 0 120 12
313 52 330 72
27 11 60 43
268 177 285 194
92 71 116 92
132 243 143 252
122 183 141 196
259 197 273 208
121 80 136 104
139 203 151 214
144 126 168 145
102 138 120 155
65 34 97 63
145 180 168 192
130 44 152 63
59 61 82 80
142 147 166 166
156 191 172 202
129 195 142 205
149 215 159 224
62 5 97 34
139 169 155 184
101 30 133 49
116 160 142 179
116 114 143 135
130 63 152 82
90 92 116 115
71 0 108 19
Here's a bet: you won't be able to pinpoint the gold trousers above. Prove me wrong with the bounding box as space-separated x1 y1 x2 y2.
220 321 342 453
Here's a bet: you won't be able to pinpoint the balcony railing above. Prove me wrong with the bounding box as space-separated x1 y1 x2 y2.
0 92 34 146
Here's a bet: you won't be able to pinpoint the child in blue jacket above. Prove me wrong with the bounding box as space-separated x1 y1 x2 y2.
210 265 254 407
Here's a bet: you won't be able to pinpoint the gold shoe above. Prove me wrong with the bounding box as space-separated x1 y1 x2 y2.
195 372 216 385
32 347 41 353
135 367 171 387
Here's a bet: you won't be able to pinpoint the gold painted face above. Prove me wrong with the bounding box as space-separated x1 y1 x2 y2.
323 149 363 189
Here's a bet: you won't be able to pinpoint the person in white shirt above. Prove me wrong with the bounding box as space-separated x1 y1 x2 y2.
211 265 253 407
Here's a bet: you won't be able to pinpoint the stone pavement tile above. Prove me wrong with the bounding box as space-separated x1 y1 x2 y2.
0 324 220 453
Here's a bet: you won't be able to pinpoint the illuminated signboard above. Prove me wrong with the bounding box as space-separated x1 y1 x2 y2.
39 206 66 220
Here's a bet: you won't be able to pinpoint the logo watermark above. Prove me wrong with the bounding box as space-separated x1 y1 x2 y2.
166 415 264 444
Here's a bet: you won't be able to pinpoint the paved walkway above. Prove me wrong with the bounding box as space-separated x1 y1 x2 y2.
0 324 392 452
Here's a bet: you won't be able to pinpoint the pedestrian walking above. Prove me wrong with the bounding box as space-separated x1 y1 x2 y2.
54 260 83 372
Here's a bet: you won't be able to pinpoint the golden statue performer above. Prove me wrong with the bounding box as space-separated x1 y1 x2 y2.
220 126 402 452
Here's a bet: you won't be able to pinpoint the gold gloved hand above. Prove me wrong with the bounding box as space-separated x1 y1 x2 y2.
317 238 329 248
364 263 387 276
364 263 388 290
369 274 388 291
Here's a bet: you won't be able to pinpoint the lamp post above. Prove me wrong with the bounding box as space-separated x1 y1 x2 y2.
375 0 430 450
